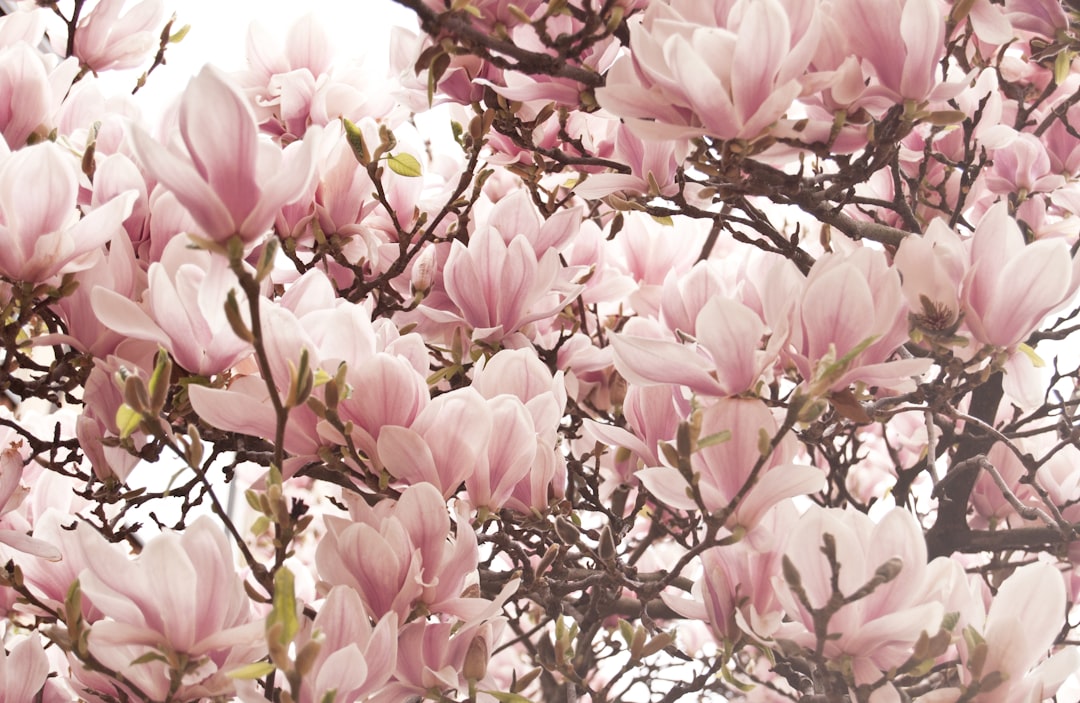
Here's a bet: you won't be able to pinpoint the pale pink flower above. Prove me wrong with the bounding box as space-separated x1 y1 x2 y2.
71 0 165 73
663 504 795 644
986 132 1065 196
959 562 1079 703
597 0 821 141
130 66 318 246
374 619 506 703
91 235 253 375
377 388 492 497
788 248 931 393
76 517 264 701
572 123 685 199
433 226 581 343
0 635 51 703
0 141 135 283
613 296 778 397
776 507 949 689
0 8 48 50
297 587 398 703
0 444 60 560
832 0 950 104
962 202 1080 348
637 398 823 530
0 42 79 148
316 483 479 620
49 231 145 358
1005 0 1069 39
585 383 681 486
464 395 537 512
894 217 967 335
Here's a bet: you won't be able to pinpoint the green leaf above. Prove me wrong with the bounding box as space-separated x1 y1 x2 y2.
387 152 423 177
116 404 142 440
169 23 191 44
342 117 369 166
267 567 299 646
130 651 168 666
227 661 277 680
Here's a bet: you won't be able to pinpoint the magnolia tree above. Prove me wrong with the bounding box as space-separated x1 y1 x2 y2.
2 0 1080 701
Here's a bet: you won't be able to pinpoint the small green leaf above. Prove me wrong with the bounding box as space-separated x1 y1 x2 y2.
116 404 142 440
387 152 423 177
1055 50 1072 86
267 567 299 646
130 651 169 666
227 661 277 680
343 117 369 165
147 348 172 414
169 23 191 43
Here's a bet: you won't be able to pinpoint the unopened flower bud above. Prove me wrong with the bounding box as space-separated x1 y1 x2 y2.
410 243 437 296
463 635 489 681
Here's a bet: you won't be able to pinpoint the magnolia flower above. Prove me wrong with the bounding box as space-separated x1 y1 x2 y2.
316 483 479 621
0 140 135 283
637 398 823 530
71 0 165 73
962 202 1080 349
955 562 1079 703
91 235 253 375
776 507 953 698
788 247 931 393
597 0 821 141
130 65 318 246
76 517 264 701
0 43 79 147
296 587 398 703
0 635 51 703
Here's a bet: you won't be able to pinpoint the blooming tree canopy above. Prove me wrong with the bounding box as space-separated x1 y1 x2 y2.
1 0 1080 701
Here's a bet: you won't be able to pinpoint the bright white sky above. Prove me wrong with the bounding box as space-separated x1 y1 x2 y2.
120 0 418 112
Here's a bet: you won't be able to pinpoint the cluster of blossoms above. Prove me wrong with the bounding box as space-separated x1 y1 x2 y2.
0 0 1080 701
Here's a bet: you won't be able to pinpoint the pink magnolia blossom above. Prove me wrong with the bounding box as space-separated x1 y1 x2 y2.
832 0 950 104
373 619 505 703
0 141 135 283
316 483 479 621
71 0 165 73
0 635 51 703
0 443 60 560
49 231 145 358
296 586 398 703
75 517 265 701
432 226 581 343
1006 0 1069 39
239 16 395 140
613 296 778 397
129 65 318 246
788 247 931 393
0 43 79 148
663 504 795 644
377 388 492 497
956 562 1079 703
597 0 821 142
585 384 681 486
776 507 952 694
91 235 253 376
894 217 967 335
637 398 823 530
464 395 537 512
962 202 1080 348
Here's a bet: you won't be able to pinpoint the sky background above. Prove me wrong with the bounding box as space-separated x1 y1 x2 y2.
107 0 419 113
